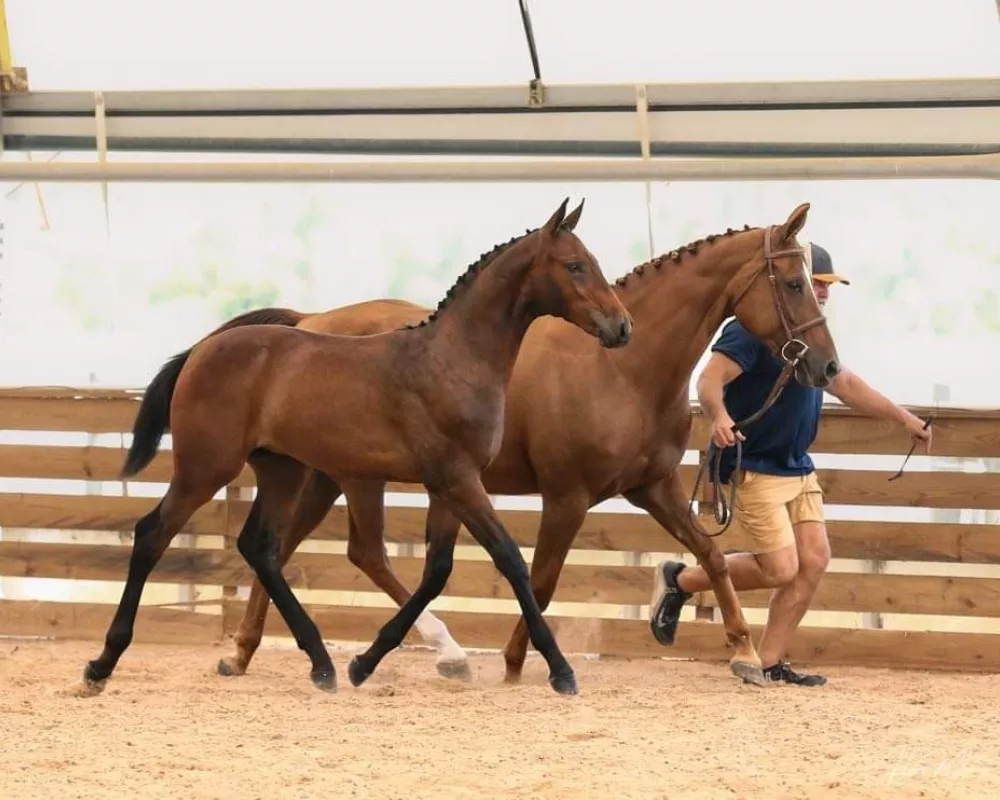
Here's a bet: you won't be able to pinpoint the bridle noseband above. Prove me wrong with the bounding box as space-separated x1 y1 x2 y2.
689 225 829 537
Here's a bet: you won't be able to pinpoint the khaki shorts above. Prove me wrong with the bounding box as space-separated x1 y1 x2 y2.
732 470 825 554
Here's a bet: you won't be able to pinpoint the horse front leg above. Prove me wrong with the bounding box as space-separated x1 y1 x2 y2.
501 490 590 683
625 471 765 686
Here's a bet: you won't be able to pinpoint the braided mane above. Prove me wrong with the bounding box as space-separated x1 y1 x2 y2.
403 227 539 330
614 224 759 289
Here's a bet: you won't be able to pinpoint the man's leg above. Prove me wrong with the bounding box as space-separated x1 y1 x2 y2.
756 475 831 685
652 472 831 686
649 471 799 646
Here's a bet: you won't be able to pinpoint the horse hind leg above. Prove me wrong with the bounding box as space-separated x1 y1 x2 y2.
217 460 338 678
341 479 470 681
233 455 337 691
348 494 463 688
83 475 224 693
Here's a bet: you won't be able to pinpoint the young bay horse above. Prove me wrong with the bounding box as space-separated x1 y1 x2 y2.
90 198 632 696
122 202 838 690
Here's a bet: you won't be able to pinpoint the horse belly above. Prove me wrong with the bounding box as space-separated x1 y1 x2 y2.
481 453 538 495
544 420 680 503
275 414 422 484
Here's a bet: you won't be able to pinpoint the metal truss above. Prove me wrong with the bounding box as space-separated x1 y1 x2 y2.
2 77 1000 182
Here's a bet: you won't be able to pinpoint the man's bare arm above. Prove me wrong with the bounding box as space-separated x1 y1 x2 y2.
696 353 745 447
826 367 932 450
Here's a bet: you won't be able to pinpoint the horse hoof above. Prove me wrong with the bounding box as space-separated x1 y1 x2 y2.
436 659 472 682
73 679 106 699
216 658 246 678
549 670 579 696
79 663 108 696
83 660 108 685
731 660 766 687
348 657 372 688
311 668 337 692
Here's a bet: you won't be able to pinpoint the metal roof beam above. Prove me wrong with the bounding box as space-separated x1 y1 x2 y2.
8 77 1000 113
4 77 1000 160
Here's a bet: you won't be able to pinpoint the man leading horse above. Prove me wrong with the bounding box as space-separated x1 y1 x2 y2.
650 242 933 687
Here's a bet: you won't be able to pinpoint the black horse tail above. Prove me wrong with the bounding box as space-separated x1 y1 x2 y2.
119 307 307 479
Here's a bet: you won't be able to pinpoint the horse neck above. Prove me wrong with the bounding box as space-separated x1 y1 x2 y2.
422 236 537 380
613 234 757 405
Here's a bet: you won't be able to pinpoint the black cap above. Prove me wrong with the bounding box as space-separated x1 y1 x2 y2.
809 243 849 285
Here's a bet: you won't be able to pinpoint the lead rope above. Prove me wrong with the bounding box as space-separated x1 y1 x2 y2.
887 409 936 482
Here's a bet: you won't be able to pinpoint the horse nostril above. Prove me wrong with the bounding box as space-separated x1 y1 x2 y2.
825 360 840 379
619 318 632 343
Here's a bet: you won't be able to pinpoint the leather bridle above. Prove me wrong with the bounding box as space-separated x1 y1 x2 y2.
688 225 829 537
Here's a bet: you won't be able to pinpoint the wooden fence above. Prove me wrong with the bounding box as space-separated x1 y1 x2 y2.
0 387 998 673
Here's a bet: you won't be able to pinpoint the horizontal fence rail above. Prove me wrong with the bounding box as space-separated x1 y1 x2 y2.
0 387 998 673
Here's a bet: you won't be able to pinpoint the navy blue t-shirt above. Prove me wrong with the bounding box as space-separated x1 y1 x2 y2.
709 319 823 484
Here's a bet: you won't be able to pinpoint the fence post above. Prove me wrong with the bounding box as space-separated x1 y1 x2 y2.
623 547 645 621
220 484 247 641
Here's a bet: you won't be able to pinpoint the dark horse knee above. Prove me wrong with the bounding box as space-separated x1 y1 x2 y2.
486 536 530 585
424 540 456 594
236 503 274 567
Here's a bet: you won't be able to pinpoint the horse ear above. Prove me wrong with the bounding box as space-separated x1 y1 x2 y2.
542 197 571 236
777 202 810 241
559 198 585 233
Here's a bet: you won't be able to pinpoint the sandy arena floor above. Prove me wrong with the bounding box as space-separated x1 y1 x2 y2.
0 639 997 799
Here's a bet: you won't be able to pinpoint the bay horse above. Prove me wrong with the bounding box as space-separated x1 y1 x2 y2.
123 201 838 690
90 198 632 696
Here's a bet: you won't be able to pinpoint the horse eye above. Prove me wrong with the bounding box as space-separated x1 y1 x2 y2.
567 262 584 274
786 280 803 293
